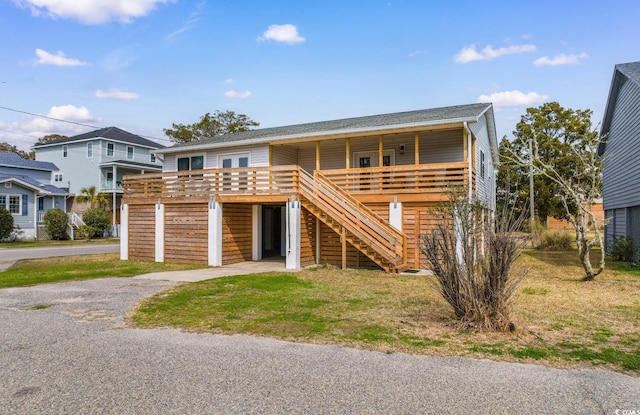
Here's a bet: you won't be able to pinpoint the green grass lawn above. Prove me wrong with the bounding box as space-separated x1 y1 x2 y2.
0 238 120 248
131 251 640 374
0 253 206 288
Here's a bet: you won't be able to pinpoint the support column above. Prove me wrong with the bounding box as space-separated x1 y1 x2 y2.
252 205 262 261
120 204 129 260
286 198 301 270
208 198 223 266
155 202 165 262
315 141 321 172
389 199 403 232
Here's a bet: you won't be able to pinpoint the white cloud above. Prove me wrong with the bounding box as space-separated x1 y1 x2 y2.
455 44 536 63
14 0 175 25
258 24 305 44
15 105 101 139
224 90 252 99
477 90 549 107
533 52 589 66
223 78 234 84
408 50 425 58
166 1 204 41
34 48 87 66
95 88 139 100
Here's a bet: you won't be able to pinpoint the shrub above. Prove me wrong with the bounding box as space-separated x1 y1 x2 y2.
539 231 574 251
76 225 96 241
43 208 68 240
0 207 14 240
609 237 636 263
82 208 111 237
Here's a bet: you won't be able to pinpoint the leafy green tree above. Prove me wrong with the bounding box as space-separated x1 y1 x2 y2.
0 207 14 240
0 142 33 160
43 209 68 240
500 102 604 281
497 102 596 225
76 186 109 209
82 208 111 237
35 134 67 146
164 110 259 144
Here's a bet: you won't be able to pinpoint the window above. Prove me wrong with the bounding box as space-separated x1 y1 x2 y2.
127 146 134 160
107 143 114 157
4 182 11 189
38 197 44 211
54 173 63 183
8 195 21 214
63 145 68 158
87 142 93 158
177 155 204 171
480 151 486 179
150 153 156 163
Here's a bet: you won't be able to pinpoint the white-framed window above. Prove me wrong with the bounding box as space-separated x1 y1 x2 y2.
0 194 21 215
127 146 134 160
63 145 68 158
4 182 11 189
150 153 156 163
177 155 204 171
54 173 63 183
107 142 115 157
87 142 93 158
480 151 486 179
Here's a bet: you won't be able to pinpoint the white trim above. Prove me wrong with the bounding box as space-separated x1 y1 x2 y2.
208 199 223 266
34 137 162 151
285 199 301 270
176 153 206 171
155 203 165 262
126 146 134 160
106 142 115 157
217 151 251 168
120 204 129 260
87 142 93 158
252 205 262 261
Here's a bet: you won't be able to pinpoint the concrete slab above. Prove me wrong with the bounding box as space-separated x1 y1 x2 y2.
133 260 292 282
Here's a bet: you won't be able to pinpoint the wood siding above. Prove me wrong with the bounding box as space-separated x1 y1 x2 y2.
164 203 208 264
128 204 155 261
300 207 317 267
222 204 253 265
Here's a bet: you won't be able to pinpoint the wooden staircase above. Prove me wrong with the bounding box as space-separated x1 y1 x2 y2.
297 168 408 273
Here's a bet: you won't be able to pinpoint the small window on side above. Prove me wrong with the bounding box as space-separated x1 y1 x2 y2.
63 145 68 158
127 146 134 160
87 142 93 158
107 143 114 157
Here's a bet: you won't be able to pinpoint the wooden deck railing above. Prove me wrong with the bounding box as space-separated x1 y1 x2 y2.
123 165 300 200
320 162 472 197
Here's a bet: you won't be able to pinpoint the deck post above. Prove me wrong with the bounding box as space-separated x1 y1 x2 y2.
285 198 301 270
252 205 262 261
208 197 223 266
389 198 403 231
120 203 128 260
155 201 165 262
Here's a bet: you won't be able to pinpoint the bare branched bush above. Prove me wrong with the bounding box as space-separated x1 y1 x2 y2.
420 188 530 331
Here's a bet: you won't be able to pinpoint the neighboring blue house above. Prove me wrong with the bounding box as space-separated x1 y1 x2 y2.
0 151 68 240
34 127 164 235
598 61 640 257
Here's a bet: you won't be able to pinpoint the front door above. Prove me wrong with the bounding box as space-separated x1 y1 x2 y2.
219 153 250 191
353 150 395 190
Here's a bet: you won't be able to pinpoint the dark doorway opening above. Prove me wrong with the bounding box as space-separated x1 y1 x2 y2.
262 206 283 258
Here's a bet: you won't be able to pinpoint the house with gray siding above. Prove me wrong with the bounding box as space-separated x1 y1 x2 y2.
0 151 68 240
598 61 640 257
34 127 164 234
120 103 498 272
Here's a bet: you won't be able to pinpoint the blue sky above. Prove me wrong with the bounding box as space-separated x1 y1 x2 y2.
1 0 639 151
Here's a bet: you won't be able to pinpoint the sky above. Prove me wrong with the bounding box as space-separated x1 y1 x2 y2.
1 0 639 151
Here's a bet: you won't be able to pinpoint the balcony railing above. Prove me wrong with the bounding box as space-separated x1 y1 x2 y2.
123 163 474 201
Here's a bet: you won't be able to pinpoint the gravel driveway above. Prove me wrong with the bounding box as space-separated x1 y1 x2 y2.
1 277 638 414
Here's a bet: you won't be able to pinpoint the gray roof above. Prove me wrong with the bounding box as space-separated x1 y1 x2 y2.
0 151 58 171
599 61 640 155
98 159 162 170
0 173 68 195
162 103 493 153
33 127 165 149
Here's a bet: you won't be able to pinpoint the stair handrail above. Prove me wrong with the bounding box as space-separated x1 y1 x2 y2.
69 212 85 228
297 168 407 268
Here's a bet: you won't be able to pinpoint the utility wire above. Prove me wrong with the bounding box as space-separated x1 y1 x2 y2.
0 105 172 142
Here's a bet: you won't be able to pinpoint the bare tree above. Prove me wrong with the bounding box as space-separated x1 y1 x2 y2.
421 188 530 331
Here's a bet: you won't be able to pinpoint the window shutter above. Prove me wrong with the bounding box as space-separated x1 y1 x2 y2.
22 194 28 216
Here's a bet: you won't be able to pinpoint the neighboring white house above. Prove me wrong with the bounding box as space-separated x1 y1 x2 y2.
0 151 68 240
598 61 640 258
34 127 164 235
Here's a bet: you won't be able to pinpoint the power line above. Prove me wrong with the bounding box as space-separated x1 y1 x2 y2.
0 105 172 142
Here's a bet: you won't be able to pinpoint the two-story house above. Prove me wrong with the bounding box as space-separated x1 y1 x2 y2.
34 127 164 235
120 103 498 272
0 151 69 240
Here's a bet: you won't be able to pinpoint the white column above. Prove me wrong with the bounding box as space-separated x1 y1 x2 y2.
155 202 164 262
252 205 262 261
389 200 403 231
208 198 223 266
120 204 129 260
285 199 301 270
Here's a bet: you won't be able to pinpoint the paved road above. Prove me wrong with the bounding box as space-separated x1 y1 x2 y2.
0 244 120 271
1 277 639 414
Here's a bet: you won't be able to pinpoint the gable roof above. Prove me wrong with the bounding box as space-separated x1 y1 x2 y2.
598 61 640 155
0 173 68 195
159 103 496 154
0 151 59 171
33 127 164 150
